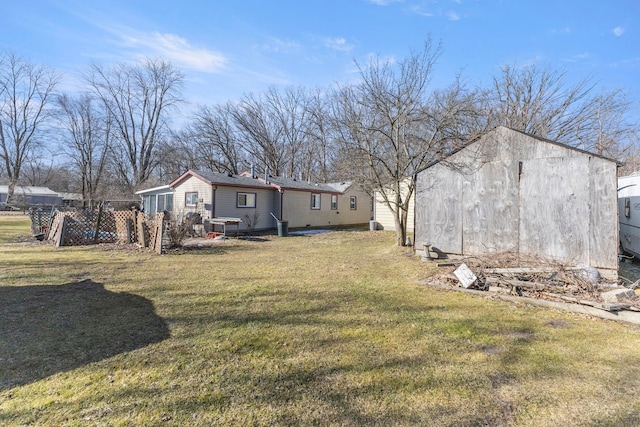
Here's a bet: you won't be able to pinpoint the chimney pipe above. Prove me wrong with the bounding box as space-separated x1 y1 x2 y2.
264 166 269 184
251 164 256 179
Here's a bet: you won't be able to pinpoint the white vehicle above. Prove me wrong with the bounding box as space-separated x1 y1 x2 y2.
618 173 640 258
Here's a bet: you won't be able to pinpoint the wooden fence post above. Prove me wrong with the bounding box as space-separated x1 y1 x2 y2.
93 202 104 244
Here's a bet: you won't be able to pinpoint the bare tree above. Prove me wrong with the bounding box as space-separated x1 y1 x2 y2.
302 88 337 182
485 62 638 159
264 85 310 178
0 52 59 203
84 58 184 193
332 39 479 245
231 86 314 178
486 63 592 140
231 91 286 176
191 102 243 174
56 93 111 208
576 89 638 159
154 130 199 183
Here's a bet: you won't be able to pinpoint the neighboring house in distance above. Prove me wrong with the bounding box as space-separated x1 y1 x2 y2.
58 192 84 207
135 185 174 214
0 185 63 206
373 179 415 233
414 126 619 277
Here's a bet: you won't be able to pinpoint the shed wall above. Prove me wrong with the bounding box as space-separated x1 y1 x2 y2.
414 127 618 270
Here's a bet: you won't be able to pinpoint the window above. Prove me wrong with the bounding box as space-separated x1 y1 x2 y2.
157 194 166 212
350 196 357 210
185 192 198 207
165 194 173 212
237 192 256 208
142 195 154 213
331 194 338 210
311 193 321 210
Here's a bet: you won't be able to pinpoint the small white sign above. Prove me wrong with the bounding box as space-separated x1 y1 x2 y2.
454 263 477 288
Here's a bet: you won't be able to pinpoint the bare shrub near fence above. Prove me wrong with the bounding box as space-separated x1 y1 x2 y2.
165 212 198 248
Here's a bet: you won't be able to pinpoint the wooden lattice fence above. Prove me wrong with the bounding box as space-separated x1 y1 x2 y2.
42 209 165 253
28 206 58 236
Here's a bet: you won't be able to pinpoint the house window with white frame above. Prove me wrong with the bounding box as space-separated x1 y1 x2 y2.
350 196 357 210
237 192 256 208
185 192 198 207
311 193 321 210
331 194 338 210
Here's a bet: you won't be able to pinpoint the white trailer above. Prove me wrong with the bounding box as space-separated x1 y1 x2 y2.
618 173 640 258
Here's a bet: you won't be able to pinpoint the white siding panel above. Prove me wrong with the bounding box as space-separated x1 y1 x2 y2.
172 176 213 219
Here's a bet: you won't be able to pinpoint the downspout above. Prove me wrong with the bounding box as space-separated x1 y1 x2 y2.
279 189 284 221
211 185 217 218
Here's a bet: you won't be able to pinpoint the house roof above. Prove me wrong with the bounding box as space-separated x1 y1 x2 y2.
0 185 60 197
141 169 355 195
58 192 83 201
170 170 274 190
415 126 620 176
261 175 345 194
135 185 172 195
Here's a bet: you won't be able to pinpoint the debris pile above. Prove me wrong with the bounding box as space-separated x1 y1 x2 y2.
423 253 640 314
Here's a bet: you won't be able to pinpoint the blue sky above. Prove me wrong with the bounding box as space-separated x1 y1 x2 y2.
2 0 638 116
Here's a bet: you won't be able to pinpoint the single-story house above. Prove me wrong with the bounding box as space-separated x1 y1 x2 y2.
0 185 63 206
153 169 371 232
245 173 372 229
414 126 619 275
373 178 415 232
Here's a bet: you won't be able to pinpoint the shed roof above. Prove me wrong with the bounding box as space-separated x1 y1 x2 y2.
416 126 620 176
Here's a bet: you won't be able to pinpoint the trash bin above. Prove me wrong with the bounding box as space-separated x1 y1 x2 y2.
369 220 377 231
277 220 288 237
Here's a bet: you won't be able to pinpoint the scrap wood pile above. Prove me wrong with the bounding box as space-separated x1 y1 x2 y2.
424 253 640 313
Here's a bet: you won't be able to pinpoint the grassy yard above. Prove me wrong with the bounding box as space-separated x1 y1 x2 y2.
1 217 640 426
0 214 31 243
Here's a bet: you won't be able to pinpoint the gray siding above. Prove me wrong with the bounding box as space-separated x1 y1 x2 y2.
415 127 618 270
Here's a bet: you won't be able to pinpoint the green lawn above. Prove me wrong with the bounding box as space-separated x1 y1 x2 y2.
0 214 31 243
1 217 640 426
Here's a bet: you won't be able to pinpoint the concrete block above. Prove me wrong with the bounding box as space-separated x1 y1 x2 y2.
601 288 637 303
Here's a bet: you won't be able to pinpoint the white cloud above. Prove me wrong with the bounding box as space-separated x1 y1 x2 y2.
562 52 590 63
259 37 302 54
323 37 354 52
120 31 227 72
613 26 625 36
368 0 402 5
409 5 434 17
447 10 461 21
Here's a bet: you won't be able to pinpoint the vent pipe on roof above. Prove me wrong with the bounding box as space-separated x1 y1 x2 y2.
251 164 256 179
264 166 269 185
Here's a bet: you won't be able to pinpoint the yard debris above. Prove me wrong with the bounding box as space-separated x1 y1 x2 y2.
422 253 640 315
453 263 478 289
601 288 637 303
